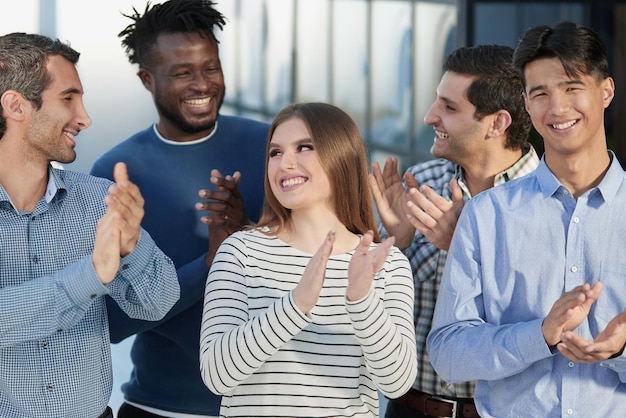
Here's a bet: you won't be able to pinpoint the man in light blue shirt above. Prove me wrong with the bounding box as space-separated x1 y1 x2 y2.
0 33 179 417
427 21 626 418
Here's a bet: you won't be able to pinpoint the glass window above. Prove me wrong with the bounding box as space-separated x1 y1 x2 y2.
235 0 266 110
413 1 457 163
265 0 295 113
215 1 237 106
369 1 413 151
332 0 368 129
295 0 331 102
474 3 585 47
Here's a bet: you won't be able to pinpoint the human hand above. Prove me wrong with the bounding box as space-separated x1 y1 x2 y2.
92 210 122 284
195 170 248 267
292 231 335 314
405 178 464 250
346 231 394 301
542 282 603 347
369 158 414 249
558 307 626 363
104 162 144 257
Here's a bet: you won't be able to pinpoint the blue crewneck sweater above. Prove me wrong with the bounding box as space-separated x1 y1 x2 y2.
91 114 268 415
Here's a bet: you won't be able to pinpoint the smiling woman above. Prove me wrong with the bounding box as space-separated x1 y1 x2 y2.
199 102 417 417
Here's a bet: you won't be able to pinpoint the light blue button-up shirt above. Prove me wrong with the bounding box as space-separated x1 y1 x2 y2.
0 167 179 418
427 152 626 418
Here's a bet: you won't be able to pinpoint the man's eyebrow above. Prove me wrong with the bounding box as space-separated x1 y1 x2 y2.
60 87 83 95
528 79 585 96
168 63 191 70
527 85 546 96
438 95 459 107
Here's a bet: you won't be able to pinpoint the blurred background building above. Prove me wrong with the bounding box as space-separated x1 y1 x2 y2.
215 0 626 168
2 0 625 414
2 1 625 175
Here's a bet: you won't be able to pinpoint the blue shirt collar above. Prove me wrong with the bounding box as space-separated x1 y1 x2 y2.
0 165 65 211
536 150 623 204
46 166 66 203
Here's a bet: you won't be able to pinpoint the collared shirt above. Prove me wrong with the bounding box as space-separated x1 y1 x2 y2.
391 145 539 397
427 152 626 418
0 167 179 418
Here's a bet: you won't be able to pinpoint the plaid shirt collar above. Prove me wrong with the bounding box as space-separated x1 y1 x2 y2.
456 145 540 197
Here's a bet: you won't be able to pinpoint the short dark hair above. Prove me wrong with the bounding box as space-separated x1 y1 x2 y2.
118 0 226 70
512 21 609 87
0 32 79 139
443 44 531 150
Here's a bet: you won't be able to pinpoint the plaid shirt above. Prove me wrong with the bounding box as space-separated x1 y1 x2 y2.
382 146 539 398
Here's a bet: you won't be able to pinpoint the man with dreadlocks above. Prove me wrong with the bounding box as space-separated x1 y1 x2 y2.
91 1 268 417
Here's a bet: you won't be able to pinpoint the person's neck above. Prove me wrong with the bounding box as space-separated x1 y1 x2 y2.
461 147 524 196
544 145 611 199
279 209 359 255
155 119 216 143
0 142 48 212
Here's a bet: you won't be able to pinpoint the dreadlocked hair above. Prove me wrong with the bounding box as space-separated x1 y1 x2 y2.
118 0 226 69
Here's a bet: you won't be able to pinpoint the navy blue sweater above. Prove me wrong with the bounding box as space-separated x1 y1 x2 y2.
91 115 268 415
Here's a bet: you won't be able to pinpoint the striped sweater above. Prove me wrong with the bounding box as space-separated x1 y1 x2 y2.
200 229 417 417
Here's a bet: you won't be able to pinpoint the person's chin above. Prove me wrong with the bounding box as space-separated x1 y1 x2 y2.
430 145 444 159
55 155 76 165
181 116 217 134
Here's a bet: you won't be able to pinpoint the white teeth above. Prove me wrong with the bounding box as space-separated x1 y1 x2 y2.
435 130 449 139
64 132 75 140
184 97 211 106
552 120 576 130
282 177 305 187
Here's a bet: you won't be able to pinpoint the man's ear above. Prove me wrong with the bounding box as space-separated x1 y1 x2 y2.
601 76 615 109
487 110 512 138
0 90 28 122
137 69 154 92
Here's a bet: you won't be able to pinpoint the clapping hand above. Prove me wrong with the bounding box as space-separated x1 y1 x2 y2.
93 162 145 283
370 158 414 249
405 178 464 250
196 169 248 267
346 231 395 301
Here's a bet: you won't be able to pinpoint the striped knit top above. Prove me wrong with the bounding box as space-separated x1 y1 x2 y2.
200 229 417 417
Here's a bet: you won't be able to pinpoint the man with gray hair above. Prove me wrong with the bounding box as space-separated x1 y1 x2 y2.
0 32 179 418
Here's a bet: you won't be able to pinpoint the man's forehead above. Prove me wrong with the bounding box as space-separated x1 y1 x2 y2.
44 55 83 94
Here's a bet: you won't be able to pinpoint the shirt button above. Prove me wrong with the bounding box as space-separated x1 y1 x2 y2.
568 361 574 367
570 266 578 272
41 341 48 349
47 384 54 391
572 216 580 223
567 408 573 415
121 264 130 270
32 255 39 263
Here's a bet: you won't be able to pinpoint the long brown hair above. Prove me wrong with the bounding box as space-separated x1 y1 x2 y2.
255 102 380 242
